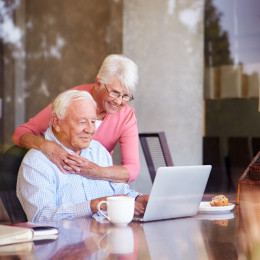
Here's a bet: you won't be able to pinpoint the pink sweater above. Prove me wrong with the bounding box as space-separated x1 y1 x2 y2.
12 84 140 183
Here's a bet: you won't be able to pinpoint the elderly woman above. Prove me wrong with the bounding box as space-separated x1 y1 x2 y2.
12 54 140 183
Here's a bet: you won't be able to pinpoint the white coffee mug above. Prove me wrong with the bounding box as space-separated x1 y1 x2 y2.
97 196 135 225
98 226 134 254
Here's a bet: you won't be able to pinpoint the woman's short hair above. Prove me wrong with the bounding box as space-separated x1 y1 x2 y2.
51 90 97 120
97 54 138 94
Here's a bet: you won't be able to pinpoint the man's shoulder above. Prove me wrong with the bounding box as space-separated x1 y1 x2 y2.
25 148 44 157
22 148 50 164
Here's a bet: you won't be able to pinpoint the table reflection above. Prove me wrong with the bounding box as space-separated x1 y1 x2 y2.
33 217 208 260
237 190 260 260
1 201 259 260
34 218 139 260
139 218 208 260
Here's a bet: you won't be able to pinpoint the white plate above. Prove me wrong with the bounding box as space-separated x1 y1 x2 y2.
196 212 234 220
199 202 235 214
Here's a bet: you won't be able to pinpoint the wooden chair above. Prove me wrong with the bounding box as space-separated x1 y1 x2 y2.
0 145 28 223
237 151 260 204
139 132 174 183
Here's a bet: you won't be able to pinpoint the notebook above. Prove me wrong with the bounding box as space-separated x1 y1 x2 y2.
134 165 211 222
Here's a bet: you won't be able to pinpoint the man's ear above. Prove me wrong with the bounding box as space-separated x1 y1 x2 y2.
52 115 61 132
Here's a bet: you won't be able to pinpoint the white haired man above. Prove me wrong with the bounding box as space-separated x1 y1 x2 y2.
17 90 148 222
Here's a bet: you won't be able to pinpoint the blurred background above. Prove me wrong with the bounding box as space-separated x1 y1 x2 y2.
0 0 260 194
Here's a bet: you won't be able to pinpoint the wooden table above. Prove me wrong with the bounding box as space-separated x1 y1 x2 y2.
0 194 257 260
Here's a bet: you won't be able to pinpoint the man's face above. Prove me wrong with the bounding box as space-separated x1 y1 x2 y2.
53 100 97 153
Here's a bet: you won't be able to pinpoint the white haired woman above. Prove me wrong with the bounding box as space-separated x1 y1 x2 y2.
13 54 140 183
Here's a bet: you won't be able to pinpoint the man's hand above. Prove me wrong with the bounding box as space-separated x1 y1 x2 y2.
90 196 109 214
135 195 149 216
90 194 127 214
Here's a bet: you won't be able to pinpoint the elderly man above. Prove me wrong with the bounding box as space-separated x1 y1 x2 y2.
17 90 148 222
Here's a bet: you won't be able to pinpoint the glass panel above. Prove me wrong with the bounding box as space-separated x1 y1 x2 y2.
204 0 260 100
0 0 122 152
204 0 260 193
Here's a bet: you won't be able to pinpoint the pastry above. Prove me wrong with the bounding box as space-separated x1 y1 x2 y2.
210 195 228 207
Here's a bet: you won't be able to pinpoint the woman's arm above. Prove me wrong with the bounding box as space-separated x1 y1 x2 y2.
119 130 140 183
12 103 52 145
90 107 140 183
119 109 140 182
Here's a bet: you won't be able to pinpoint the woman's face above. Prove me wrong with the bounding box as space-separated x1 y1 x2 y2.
99 78 131 114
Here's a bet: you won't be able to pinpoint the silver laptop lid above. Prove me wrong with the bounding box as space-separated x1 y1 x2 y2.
141 165 211 222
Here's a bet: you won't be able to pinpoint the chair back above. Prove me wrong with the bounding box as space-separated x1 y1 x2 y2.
0 145 28 223
139 132 173 182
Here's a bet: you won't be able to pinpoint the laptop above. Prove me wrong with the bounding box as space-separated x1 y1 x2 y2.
134 165 211 222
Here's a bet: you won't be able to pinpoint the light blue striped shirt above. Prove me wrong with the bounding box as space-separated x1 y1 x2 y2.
17 128 140 222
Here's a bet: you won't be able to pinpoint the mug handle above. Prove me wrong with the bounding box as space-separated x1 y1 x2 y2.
98 230 111 250
97 200 110 220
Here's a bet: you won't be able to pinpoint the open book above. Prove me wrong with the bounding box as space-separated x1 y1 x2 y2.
0 222 59 246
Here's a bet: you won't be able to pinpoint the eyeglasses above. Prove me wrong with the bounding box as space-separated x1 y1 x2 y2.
104 84 134 102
